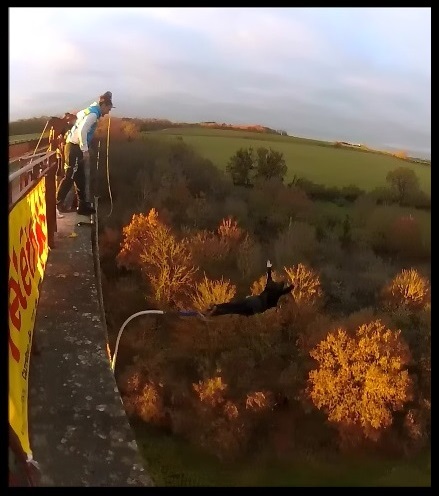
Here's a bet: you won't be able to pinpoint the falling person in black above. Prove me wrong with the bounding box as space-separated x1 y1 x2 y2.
205 260 294 317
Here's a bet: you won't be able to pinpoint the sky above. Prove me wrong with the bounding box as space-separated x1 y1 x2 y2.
9 7 431 158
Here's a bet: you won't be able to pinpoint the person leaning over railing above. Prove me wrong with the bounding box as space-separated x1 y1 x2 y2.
56 92 114 216
49 113 77 218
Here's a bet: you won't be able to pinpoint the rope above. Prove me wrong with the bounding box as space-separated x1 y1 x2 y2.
96 140 101 172
105 116 113 217
31 119 49 157
111 308 210 371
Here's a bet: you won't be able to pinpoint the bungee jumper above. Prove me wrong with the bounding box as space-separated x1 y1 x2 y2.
176 261 293 319
202 260 294 317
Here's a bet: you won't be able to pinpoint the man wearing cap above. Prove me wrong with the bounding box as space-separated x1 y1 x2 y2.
56 92 114 216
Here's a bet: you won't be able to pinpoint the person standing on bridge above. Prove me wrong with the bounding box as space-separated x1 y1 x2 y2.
56 92 114 216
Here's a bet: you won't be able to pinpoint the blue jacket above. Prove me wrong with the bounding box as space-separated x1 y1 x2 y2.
67 104 102 150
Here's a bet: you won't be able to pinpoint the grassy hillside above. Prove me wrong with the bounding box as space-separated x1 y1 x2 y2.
9 124 431 194
149 128 431 194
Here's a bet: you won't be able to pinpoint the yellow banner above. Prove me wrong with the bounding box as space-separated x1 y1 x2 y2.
9 178 49 456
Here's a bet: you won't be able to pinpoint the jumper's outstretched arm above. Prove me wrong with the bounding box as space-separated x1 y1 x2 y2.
266 259 273 282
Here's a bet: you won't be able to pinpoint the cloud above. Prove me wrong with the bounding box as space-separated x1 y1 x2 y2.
9 7 431 157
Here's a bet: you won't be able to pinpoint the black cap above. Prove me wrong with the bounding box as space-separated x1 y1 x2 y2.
99 91 115 108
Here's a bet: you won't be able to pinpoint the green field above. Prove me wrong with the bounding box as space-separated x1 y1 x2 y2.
134 422 431 487
9 132 46 144
149 128 431 195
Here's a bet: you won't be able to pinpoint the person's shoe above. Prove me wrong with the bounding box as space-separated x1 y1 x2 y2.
77 203 96 216
56 208 64 219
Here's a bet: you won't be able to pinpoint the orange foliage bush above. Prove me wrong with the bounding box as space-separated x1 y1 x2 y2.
223 400 239 420
120 120 140 141
191 274 236 311
119 368 165 425
308 320 413 442
193 376 227 407
117 208 198 305
217 216 245 242
381 268 430 312
245 391 273 411
135 382 164 424
284 263 323 306
250 270 284 296
190 375 275 460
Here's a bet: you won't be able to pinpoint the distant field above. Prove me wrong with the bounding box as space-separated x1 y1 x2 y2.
149 128 431 194
9 132 47 144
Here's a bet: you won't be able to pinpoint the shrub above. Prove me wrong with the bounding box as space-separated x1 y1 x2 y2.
236 236 264 281
308 320 413 445
117 208 198 306
274 221 318 267
381 268 430 312
388 214 426 259
191 275 236 311
284 263 323 307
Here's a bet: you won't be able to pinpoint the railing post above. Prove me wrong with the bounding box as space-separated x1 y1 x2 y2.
45 161 57 249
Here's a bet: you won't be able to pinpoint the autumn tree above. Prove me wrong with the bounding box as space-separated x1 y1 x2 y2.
381 268 430 312
393 150 408 160
217 216 246 243
191 275 236 311
191 376 248 459
380 269 430 452
121 373 165 425
117 208 198 306
308 320 413 445
386 167 421 205
284 263 323 307
191 375 276 460
121 120 140 141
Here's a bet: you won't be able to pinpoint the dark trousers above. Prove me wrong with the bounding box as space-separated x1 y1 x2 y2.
56 142 86 206
212 296 263 316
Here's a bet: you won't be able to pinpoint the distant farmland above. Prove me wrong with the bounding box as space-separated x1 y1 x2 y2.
149 128 431 195
9 132 47 144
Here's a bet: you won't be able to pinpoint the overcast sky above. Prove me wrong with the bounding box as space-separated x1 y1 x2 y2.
9 7 431 157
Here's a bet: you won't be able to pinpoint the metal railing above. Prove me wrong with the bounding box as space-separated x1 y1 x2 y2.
9 149 58 248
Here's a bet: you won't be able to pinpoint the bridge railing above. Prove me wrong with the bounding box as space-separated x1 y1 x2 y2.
9 150 58 247
8 148 58 485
